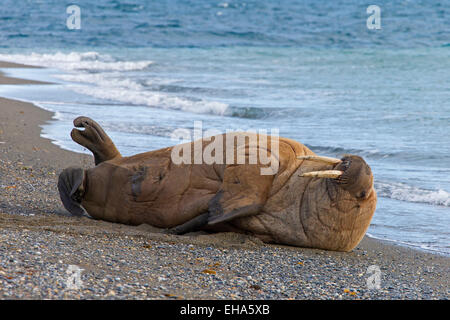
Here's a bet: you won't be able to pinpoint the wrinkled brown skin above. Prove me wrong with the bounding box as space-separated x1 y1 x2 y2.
58 117 377 252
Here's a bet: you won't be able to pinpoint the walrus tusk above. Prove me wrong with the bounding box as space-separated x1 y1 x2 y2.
297 155 342 165
301 170 344 179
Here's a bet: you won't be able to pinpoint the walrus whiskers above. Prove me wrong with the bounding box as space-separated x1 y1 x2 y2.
300 170 344 179
297 155 342 165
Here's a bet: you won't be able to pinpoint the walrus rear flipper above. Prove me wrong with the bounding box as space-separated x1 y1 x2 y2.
70 116 122 165
58 167 86 216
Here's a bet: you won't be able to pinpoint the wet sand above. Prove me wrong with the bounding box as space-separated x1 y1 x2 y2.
0 62 51 85
0 63 448 299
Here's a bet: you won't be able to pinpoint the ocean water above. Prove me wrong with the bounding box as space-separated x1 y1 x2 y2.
0 0 448 255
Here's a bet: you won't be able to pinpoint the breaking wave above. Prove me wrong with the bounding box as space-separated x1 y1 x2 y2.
0 51 232 116
0 51 153 71
375 181 450 207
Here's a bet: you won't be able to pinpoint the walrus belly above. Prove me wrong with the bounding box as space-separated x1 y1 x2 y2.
81 147 223 227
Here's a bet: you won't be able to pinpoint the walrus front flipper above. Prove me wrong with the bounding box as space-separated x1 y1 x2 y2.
167 212 209 235
57 167 86 216
208 164 274 225
208 203 263 225
71 116 122 165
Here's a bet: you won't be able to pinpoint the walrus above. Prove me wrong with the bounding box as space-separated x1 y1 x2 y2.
58 116 377 252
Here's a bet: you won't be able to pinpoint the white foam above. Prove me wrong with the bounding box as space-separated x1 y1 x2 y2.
366 233 449 255
54 70 229 116
0 51 229 116
0 52 153 71
70 83 229 116
375 181 450 207
56 73 143 90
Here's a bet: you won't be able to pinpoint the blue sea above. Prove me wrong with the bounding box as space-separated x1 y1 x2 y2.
0 0 448 255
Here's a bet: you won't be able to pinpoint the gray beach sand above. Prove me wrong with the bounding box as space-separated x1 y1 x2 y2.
0 62 448 299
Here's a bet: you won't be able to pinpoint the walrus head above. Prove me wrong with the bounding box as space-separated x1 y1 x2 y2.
334 155 373 200
298 154 373 200
57 167 86 216
295 154 376 251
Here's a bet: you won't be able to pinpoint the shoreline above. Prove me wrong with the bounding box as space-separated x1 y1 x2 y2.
0 62 448 299
0 62 52 85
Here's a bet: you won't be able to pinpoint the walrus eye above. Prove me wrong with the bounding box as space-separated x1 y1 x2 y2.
359 191 366 199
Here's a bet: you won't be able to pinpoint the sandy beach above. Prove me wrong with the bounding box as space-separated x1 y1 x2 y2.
0 63 448 300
